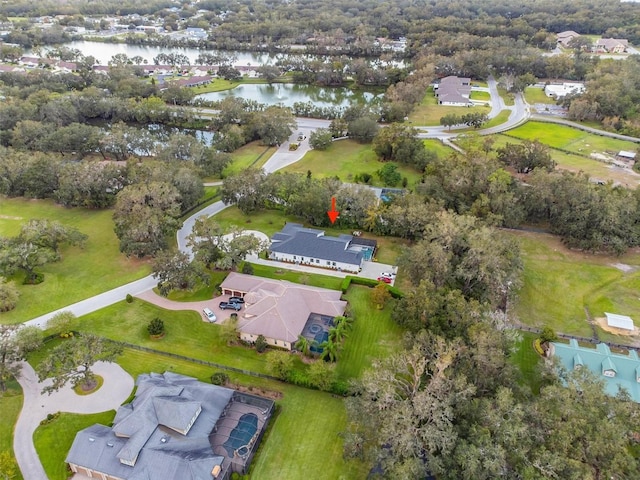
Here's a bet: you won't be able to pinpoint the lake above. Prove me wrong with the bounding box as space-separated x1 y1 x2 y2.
36 41 314 66
195 83 383 109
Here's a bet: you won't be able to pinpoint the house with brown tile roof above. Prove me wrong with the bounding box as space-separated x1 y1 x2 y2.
595 38 629 54
557 30 581 47
219 272 347 349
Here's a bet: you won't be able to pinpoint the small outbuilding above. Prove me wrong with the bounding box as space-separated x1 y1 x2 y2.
605 312 635 331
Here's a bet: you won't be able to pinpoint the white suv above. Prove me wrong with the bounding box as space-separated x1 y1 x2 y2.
203 308 217 322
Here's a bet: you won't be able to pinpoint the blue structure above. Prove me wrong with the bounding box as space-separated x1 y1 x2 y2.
553 339 640 402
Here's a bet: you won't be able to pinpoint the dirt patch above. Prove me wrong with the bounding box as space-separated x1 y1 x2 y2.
595 316 639 337
0 215 23 220
611 263 637 273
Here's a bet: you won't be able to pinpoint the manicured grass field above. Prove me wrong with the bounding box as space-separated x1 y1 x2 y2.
222 141 276 177
337 286 404 379
248 263 344 291
470 90 491 101
482 109 511 129
191 77 272 95
212 206 408 265
505 121 639 155
282 139 424 187
0 380 23 480
34 410 115 480
491 134 640 187
212 205 300 236
0 198 151 324
511 230 640 338
524 86 556 105
408 88 491 125
31 348 369 480
65 299 279 375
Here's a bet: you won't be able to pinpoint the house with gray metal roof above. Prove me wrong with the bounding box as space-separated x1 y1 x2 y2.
66 372 275 480
268 223 376 273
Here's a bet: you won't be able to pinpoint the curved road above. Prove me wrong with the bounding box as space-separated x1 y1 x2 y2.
12 77 623 479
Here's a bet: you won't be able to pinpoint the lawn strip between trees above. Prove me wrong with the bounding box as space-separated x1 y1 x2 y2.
511 230 640 337
0 198 151 324
281 139 424 187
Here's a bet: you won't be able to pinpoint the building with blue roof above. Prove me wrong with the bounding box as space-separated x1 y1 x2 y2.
552 339 640 402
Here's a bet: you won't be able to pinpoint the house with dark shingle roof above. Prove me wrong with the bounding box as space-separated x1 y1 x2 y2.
268 223 375 273
433 76 472 106
66 372 275 480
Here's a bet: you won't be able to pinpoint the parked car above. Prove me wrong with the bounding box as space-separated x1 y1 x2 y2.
219 301 242 311
203 307 217 322
380 272 396 279
377 276 392 284
228 296 245 304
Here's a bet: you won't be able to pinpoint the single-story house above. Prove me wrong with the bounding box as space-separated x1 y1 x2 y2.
433 76 472 106
553 340 640 402
595 38 629 54
66 372 275 480
544 82 585 99
617 150 637 167
556 30 581 48
219 272 347 349
268 223 376 273
166 75 213 88
605 312 635 331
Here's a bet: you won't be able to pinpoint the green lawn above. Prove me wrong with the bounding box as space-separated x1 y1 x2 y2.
31 348 369 480
470 90 491 101
64 299 278 375
491 134 640 188
337 286 404 379
482 109 511 129
222 141 276 177
248 263 344 291
423 138 455 158
510 331 543 394
505 121 639 155
0 198 151 324
524 86 556 105
497 86 515 106
512 230 640 337
212 206 408 265
282 139 424 187
0 380 23 480
408 88 491 126
34 410 115 480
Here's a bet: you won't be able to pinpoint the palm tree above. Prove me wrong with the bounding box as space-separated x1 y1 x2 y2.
333 315 353 331
294 335 311 356
329 324 348 344
320 339 338 362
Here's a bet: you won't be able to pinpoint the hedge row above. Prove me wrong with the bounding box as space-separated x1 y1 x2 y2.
341 275 404 298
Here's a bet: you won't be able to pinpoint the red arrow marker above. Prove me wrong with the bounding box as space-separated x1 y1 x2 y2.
327 197 339 224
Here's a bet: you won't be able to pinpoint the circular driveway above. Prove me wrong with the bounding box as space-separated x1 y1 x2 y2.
14 361 134 480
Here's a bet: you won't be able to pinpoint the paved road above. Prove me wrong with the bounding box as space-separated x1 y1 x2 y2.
13 362 133 480
8 77 618 479
415 76 530 140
